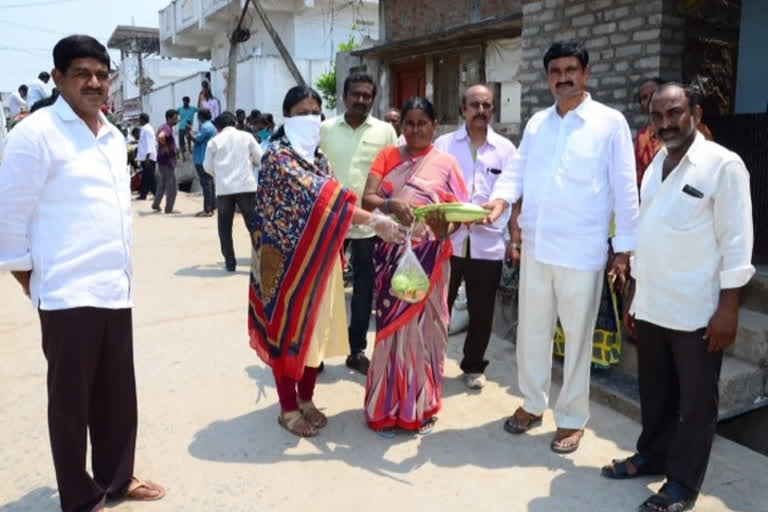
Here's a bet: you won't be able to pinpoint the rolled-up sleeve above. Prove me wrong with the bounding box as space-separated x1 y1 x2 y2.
0 127 49 271
490 128 526 206
609 117 639 253
715 159 755 288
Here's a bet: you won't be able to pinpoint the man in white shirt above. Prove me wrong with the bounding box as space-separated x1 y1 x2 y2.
601 83 754 512
0 35 164 511
136 112 157 200
25 71 52 110
8 84 28 117
434 84 518 390
203 111 263 271
485 40 639 453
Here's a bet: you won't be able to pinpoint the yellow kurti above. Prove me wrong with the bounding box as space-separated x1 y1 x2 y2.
305 260 350 367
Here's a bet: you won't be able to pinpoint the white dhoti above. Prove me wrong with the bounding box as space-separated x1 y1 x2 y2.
516 247 603 429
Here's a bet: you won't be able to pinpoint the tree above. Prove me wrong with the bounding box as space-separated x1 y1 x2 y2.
315 35 360 110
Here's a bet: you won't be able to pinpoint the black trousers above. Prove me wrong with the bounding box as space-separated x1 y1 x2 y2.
216 192 257 269
348 237 376 354
636 320 723 495
447 255 503 374
39 307 137 512
137 160 156 199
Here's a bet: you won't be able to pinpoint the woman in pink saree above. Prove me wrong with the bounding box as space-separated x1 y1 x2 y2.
362 97 469 435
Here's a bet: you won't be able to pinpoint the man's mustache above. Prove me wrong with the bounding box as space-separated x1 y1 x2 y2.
556 81 574 87
81 89 103 95
473 114 488 121
352 103 367 110
659 129 680 138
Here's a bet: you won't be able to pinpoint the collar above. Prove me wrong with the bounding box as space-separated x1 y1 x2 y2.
456 123 499 148
52 97 113 135
341 113 373 129
656 131 705 167
549 92 593 121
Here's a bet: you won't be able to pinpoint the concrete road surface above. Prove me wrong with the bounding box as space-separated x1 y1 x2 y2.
1 193 767 512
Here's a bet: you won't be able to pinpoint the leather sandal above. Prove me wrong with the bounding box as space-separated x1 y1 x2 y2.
550 428 584 454
298 400 328 429
601 453 663 479
278 410 317 437
503 407 542 434
638 481 697 512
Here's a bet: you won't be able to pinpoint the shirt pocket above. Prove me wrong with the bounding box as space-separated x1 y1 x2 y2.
561 144 605 184
663 192 706 231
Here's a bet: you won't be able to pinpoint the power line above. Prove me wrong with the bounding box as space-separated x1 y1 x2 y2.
0 0 80 8
0 19 70 36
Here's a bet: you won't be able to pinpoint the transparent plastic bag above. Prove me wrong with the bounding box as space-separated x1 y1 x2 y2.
390 231 430 303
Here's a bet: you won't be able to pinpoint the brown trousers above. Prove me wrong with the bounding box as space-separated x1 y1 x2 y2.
39 307 137 512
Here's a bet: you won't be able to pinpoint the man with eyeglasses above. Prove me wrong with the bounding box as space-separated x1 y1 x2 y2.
320 73 397 375
434 84 518 390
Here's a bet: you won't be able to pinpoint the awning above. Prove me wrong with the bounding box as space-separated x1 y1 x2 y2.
352 13 522 60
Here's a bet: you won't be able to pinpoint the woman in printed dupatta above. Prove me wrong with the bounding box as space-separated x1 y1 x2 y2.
362 97 469 436
248 86 407 438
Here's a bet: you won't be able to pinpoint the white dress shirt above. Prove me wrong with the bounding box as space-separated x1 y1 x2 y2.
491 94 639 271
0 97 133 310
137 123 157 162
434 124 518 260
25 78 49 110
203 126 262 195
631 132 755 331
8 91 27 117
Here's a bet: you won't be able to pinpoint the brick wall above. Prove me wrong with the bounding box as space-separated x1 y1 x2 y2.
383 0 521 42
519 0 684 133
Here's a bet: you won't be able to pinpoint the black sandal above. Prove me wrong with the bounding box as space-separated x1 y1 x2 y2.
638 481 697 512
601 453 663 479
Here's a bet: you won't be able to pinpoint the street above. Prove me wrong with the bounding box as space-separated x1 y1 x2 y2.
1 193 767 512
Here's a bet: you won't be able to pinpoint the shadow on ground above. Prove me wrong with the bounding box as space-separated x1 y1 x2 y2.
0 487 58 512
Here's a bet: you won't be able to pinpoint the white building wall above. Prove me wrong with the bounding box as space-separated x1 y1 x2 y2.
119 55 209 100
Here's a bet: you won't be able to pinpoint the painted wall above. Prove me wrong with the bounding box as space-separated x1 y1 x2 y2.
119 55 209 101
735 0 768 114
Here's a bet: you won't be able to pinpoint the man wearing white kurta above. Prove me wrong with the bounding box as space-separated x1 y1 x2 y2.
485 40 639 453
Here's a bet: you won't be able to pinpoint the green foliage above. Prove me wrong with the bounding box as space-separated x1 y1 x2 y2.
315 35 361 110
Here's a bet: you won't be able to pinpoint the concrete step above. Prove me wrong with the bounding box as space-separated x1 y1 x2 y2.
604 341 767 421
615 309 768 371
732 308 768 367
742 268 768 315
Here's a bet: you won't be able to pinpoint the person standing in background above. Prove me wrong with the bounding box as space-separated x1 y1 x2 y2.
177 96 198 161
152 109 180 214
25 71 52 109
320 73 398 375
192 108 217 217
9 85 28 118
136 112 157 201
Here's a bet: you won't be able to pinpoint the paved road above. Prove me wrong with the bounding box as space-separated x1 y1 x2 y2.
2 193 767 511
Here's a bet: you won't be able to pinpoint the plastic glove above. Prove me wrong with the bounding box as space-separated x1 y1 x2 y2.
367 211 408 244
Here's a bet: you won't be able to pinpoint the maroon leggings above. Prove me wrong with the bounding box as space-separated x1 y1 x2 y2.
274 366 319 412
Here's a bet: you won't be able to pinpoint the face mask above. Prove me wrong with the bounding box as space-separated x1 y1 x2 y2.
284 115 321 161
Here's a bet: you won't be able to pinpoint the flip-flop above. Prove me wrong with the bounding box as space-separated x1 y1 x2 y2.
503 407 542 434
550 428 584 454
124 477 165 502
418 417 438 435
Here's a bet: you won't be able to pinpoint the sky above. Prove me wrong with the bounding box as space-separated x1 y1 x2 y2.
0 0 171 92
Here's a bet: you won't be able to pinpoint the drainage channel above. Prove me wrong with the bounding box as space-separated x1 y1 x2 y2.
717 406 768 456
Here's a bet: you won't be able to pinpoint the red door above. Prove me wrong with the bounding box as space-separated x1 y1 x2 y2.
392 60 426 110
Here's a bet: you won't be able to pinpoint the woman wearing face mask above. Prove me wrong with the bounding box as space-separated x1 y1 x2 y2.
362 97 469 436
248 86 407 437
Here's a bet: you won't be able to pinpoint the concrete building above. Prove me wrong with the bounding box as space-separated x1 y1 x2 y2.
107 25 209 126
159 0 380 122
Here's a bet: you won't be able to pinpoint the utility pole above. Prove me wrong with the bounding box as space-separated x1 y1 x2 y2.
137 49 145 112
226 0 253 111
251 0 306 86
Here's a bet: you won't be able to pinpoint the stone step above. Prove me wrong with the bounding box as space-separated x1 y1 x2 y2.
742 267 768 315
604 342 767 421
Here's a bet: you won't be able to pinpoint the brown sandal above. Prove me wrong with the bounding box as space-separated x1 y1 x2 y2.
503 407 542 434
298 400 328 429
124 477 166 502
278 410 318 437
551 428 584 454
